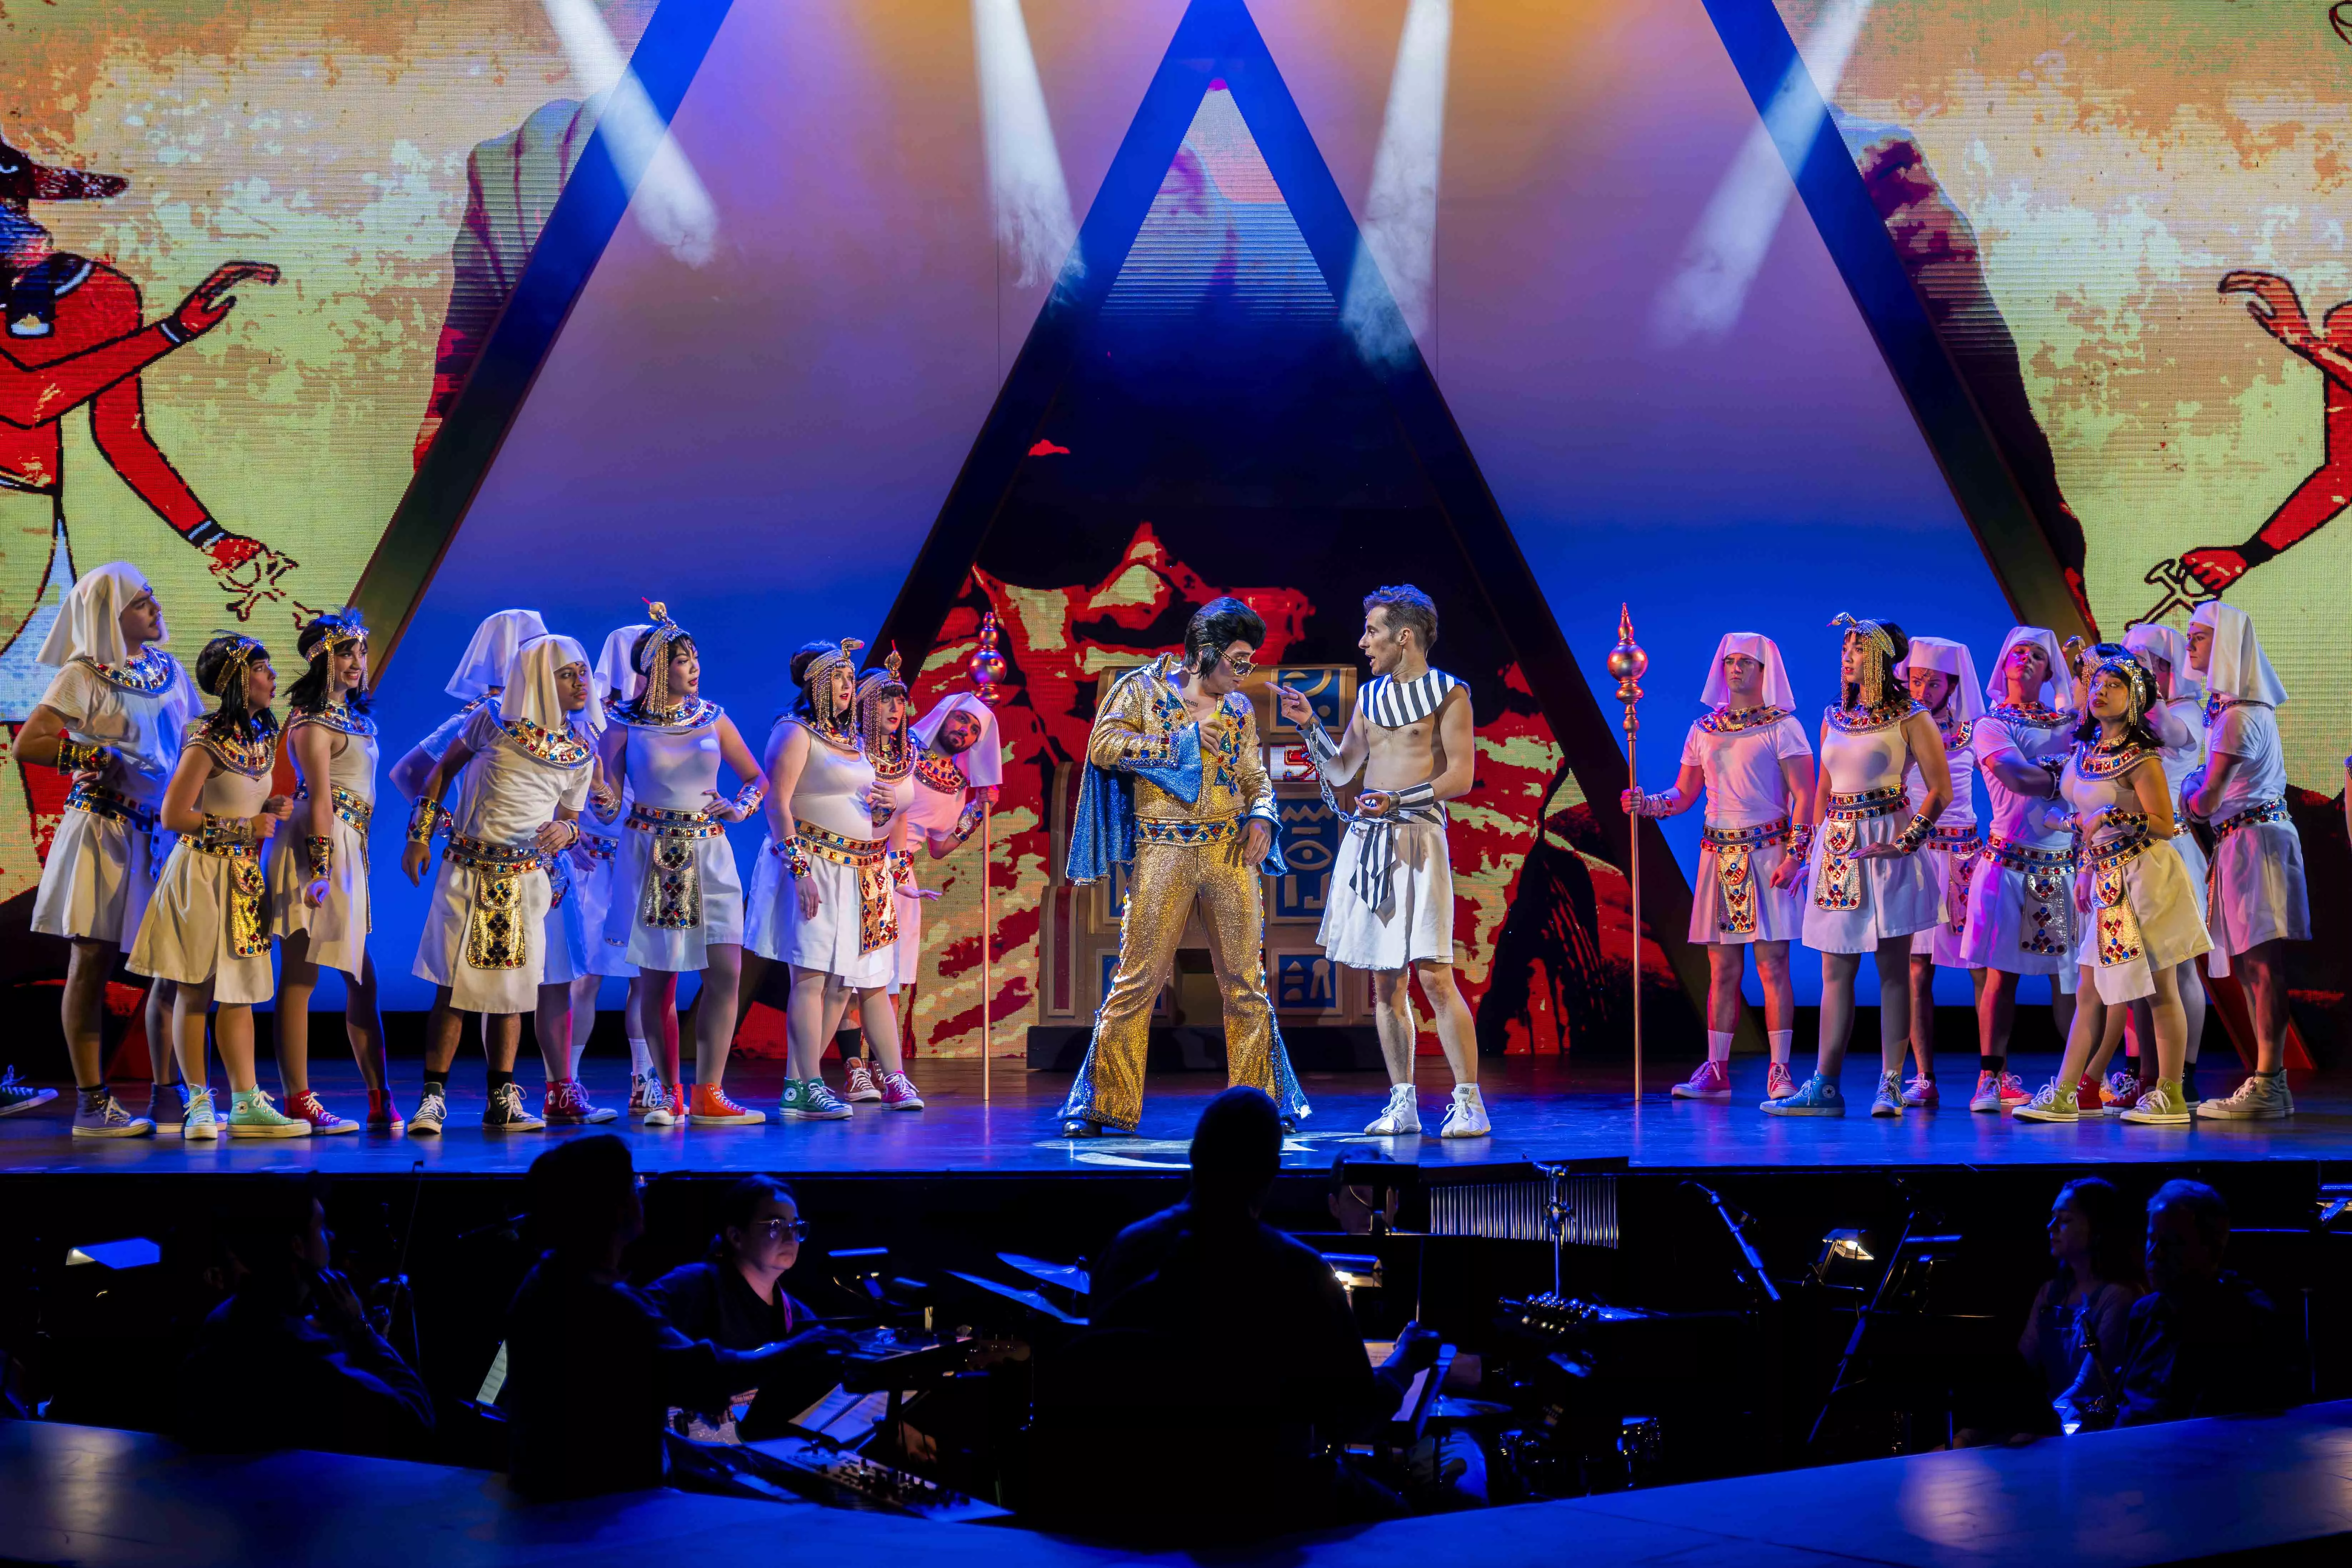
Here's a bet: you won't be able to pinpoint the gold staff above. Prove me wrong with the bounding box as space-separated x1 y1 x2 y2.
1607 605 1648 1100
967 612 1010 1103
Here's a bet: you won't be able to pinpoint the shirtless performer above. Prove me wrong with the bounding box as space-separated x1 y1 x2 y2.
1276 586 1487 1138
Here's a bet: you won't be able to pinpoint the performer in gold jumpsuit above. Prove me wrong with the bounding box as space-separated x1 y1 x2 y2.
1059 598 1310 1136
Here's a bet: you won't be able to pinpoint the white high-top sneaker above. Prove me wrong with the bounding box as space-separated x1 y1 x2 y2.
1364 1083 1420 1136
1440 1083 1491 1139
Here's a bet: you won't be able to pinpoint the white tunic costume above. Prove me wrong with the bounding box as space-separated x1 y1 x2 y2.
129 723 278 1005
2121 624 2209 922
1673 631 1813 948
888 693 1002 992
28 566 200 950
411 638 597 1013
1895 637 1986 968
2189 602 2308 973
1959 629 2078 982
747 716 901 987
578 625 650 979
2064 737 2211 1004
1802 699 1943 952
266 701 378 978
1318 668 1462 971
606 697 745 971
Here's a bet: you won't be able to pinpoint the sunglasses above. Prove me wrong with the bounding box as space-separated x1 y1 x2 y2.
749 1217 811 1241
1222 652 1257 678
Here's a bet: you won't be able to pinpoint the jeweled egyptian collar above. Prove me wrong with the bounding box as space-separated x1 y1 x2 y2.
616 695 720 733
2203 692 2265 725
1988 700 2070 729
188 721 276 779
1824 698 1922 734
2076 738 2153 780
1700 704 1791 735
1937 717 1973 752
502 717 593 768
914 753 967 795
77 647 176 694
289 697 377 739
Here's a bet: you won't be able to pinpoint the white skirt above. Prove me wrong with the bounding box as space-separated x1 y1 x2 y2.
1687 830 1804 947
1801 809 1943 953
544 862 589 987
2205 819 2310 974
745 837 895 988
573 836 639 978
1907 840 1978 966
266 813 370 977
31 808 171 950
1959 841 2077 978
607 826 744 971
127 843 274 1005
2170 832 2210 925
1317 817 1454 970
2073 838 2214 1003
413 855 556 1015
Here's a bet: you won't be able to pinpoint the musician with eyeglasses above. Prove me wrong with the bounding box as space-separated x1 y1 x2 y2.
1058 598 1310 1137
646 1174 826 1358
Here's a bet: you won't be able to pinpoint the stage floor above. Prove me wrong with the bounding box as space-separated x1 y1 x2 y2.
3 1054 2348 1178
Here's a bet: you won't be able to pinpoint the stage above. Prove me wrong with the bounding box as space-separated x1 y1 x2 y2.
4 1056 2349 1179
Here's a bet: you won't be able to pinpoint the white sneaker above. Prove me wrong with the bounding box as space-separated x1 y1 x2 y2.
1870 1071 1904 1118
180 1087 220 1140
2196 1072 2294 1120
1364 1084 1421 1136
1439 1083 1491 1139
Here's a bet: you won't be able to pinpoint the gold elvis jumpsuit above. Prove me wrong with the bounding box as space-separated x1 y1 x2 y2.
1061 661 1290 1132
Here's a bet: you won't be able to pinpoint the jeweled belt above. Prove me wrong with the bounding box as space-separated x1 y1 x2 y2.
1928 826 1981 936
795 819 908 954
446 832 543 972
2086 811 2155 873
65 779 159 832
1703 818 1788 936
1928 825 1980 853
295 786 373 835
186 816 267 959
1986 831 2074 958
2211 797 2291 844
579 830 619 863
629 803 724 930
1824 786 1905 821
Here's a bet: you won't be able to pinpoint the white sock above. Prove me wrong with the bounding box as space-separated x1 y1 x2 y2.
1768 1030 1793 1065
626 1032 653 1076
1706 1030 1734 1064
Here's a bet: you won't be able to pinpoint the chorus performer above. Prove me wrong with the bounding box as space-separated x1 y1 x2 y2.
599 605 768 1126
265 610 395 1133
883 690 1001 1061
742 639 924 1121
1766 616 1949 1118
1891 636 1985 1107
1957 627 2080 1112
1618 632 1812 1104
2015 657 2211 1125
2182 601 2308 1120
576 623 651 1112
128 635 305 1138
16 565 199 1136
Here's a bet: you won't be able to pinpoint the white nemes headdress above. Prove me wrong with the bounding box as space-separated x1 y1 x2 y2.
501 633 602 737
39 562 161 668
2122 623 2200 695
2189 601 2287 707
1699 632 1796 712
1895 636 1985 724
1985 626 2076 710
910 691 1004 787
447 608 548 701
595 623 652 705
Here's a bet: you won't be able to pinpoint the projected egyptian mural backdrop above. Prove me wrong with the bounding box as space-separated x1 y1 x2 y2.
0 0 658 925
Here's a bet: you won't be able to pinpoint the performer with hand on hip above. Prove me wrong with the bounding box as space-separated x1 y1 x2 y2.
1621 632 1813 1105
1061 597 1308 1137
1281 586 1486 1136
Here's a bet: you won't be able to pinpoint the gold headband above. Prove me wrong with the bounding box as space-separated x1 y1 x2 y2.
636 600 694 712
310 608 367 658
803 637 865 705
2090 655 2152 724
1829 613 1896 664
855 647 906 703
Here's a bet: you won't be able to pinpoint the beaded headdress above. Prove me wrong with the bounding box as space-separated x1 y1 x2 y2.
855 648 910 779
1830 613 1897 709
303 607 367 660
798 637 864 745
633 601 694 715
2088 654 2155 731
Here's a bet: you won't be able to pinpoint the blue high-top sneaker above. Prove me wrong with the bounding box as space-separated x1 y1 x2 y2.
1761 1072 1844 1116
